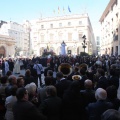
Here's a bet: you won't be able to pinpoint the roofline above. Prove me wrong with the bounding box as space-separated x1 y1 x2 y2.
99 0 116 22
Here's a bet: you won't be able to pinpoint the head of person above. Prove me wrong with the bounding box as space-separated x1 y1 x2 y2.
46 85 57 97
84 79 93 89
44 76 52 86
25 82 37 95
47 70 53 77
96 68 105 77
16 87 28 101
6 70 12 77
25 69 31 76
0 76 8 84
95 88 107 100
80 68 86 76
74 67 79 73
17 77 25 88
8 75 17 85
106 85 117 100
101 109 120 120
11 85 18 96
56 72 64 80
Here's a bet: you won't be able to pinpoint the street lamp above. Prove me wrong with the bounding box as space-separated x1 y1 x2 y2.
82 35 87 53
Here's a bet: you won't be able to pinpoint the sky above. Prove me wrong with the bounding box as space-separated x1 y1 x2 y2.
0 0 110 34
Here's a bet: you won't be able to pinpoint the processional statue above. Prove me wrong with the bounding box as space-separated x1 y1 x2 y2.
60 41 66 55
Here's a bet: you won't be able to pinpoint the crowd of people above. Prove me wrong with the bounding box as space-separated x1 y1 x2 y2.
0 54 120 120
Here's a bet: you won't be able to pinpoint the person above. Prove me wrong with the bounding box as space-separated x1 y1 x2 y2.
44 63 53 77
24 69 36 86
5 75 17 97
86 88 113 120
5 85 17 120
8 59 14 72
80 79 96 107
13 87 47 120
4 60 9 76
17 77 24 88
101 109 120 120
39 85 62 120
62 81 85 120
33 61 44 86
55 72 72 99
14 59 20 74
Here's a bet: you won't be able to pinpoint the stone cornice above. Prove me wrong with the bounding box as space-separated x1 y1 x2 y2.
99 0 116 22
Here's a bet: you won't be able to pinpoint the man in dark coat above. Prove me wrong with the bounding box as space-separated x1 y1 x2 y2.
13 87 47 120
86 88 113 120
44 63 53 77
55 72 72 99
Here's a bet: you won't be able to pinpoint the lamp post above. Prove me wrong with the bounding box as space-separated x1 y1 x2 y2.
82 35 87 53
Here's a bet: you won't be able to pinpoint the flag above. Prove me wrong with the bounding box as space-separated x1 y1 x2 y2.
58 6 60 14
53 10 55 14
68 6 71 12
63 7 65 14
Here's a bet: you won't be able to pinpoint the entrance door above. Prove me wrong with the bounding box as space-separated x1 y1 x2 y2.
0 46 5 58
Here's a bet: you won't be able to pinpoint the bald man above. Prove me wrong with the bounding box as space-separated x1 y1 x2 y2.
86 88 113 120
80 79 96 107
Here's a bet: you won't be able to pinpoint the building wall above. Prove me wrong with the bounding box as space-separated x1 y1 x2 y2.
100 0 120 56
0 35 15 58
0 21 29 56
30 14 96 56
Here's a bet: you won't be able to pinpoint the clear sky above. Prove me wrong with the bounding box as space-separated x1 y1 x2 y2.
0 0 110 34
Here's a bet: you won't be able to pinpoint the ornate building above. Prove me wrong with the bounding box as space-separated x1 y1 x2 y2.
0 35 15 58
30 13 96 56
99 0 120 56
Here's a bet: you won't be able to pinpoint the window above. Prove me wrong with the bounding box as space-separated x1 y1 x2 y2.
79 21 82 25
97 41 100 45
50 24 53 28
68 22 71 26
41 25 44 29
59 23 62 27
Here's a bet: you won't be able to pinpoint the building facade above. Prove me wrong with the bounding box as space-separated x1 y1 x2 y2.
99 0 120 56
0 35 15 58
0 21 29 56
30 13 96 56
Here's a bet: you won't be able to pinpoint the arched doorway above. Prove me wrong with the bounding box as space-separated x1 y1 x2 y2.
0 46 5 57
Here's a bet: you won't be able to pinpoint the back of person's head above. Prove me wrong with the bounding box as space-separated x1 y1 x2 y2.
106 85 117 100
109 69 116 76
8 75 17 85
84 79 93 89
80 68 86 76
97 68 105 76
56 72 64 79
46 85 57 97
101 109 120 120
25 69 31 76
44 76 52 86
95 88 107 100
69 80 81 92
25 82 36 95
6 70 12 76
74 67 79 72
11 85 18 96
47 70 53 76
16 87 28 100
0 76 8 84
75 63 79 67
110 64 116 70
